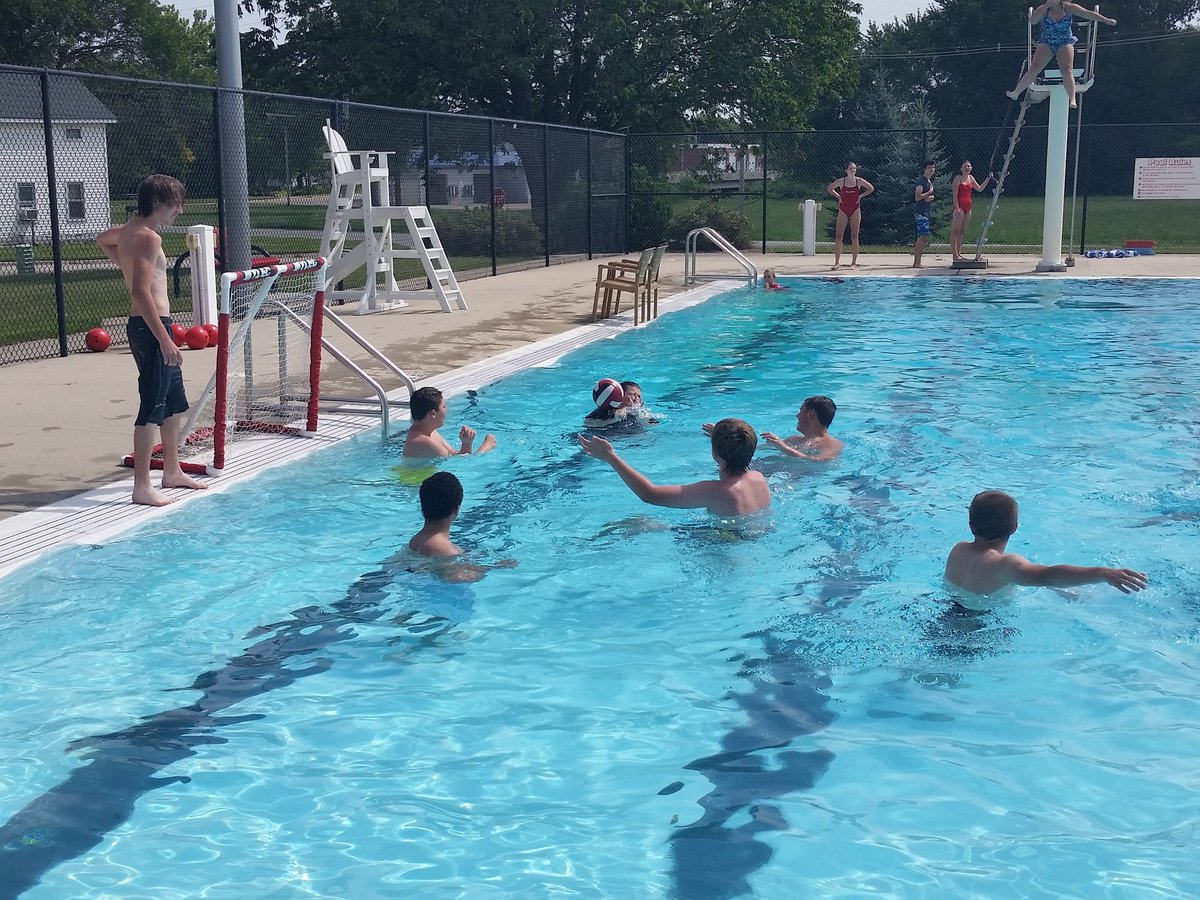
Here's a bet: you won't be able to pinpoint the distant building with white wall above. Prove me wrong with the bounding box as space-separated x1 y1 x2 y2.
0 74 117 245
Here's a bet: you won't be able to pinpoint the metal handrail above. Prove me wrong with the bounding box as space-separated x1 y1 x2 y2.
683 228 757 287
266 300 412 442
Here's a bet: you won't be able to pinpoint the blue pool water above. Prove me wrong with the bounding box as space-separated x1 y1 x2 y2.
1 277 1198 898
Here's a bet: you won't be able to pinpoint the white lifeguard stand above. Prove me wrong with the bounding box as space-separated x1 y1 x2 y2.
1026 8 1101 271
960 8 1102 271
320 121 467 314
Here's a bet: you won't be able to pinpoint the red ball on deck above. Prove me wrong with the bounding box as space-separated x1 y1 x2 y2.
203 323 219 347
185 325 210 350
85 327 111 352
592 378 624 409
170 322 188 347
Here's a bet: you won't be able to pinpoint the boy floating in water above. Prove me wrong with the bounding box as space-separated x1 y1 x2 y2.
579 418 769 516
403 386 496 459
943 490 1147 597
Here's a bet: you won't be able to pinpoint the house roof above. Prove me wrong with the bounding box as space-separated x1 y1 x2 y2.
0 73 117 123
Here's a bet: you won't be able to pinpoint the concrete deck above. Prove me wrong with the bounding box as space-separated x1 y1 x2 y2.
0 250 1195 572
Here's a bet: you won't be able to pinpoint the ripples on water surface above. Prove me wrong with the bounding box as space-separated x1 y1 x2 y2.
1 278 1198 898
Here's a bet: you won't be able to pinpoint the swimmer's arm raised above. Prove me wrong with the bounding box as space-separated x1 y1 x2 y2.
579 434 712 509
762 431 806 457
1062 2 1116 24
1004 555 1147 593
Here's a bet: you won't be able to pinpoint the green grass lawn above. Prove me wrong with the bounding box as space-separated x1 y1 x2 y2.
663 195 1200 253
0 254 498 348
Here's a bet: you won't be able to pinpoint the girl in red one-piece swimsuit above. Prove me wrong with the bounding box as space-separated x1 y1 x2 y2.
950 160 994 261
826 162 876 270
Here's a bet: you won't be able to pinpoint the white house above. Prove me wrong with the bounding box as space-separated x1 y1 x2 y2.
0 74 117 245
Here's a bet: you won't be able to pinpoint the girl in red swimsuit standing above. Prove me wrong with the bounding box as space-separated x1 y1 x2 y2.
950 160 994 261
826 162 875 270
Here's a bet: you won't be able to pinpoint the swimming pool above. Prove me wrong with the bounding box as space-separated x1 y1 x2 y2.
1 277 1198 898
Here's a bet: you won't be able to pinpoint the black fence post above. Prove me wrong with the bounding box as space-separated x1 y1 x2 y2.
1079 123 1092 255
543 124 551 267
212 88 227 274
40 72 68 357
331 99 341 133
423 112 432 207
623 129 632 253
489 118 497 276
761 132 768 255
586 130 593 260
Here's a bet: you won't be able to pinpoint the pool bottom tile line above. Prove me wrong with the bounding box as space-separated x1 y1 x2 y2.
0 282 728 579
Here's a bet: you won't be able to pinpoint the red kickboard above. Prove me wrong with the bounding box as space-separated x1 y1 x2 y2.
1124 240 1156 249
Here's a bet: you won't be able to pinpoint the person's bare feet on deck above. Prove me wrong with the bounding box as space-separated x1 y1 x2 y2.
132 486 177 507
162 473 209 491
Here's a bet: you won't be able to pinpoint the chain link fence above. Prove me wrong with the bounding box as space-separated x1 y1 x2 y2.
629 122 1200 258
0 65 626 365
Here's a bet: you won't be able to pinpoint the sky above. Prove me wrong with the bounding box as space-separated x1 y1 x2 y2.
164 0 934 34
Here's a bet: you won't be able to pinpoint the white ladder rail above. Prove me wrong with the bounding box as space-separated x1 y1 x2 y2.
684 228 758 286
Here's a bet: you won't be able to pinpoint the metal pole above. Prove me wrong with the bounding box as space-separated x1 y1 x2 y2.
586 131 593 260
489 119 497 276
214 0 251 274
543 124 550 267
623 128 631 252
284 128 291 205
423 112 432 207
1079 123 1092 255
211 89 227 274
761 132 768 255
40 72 68 356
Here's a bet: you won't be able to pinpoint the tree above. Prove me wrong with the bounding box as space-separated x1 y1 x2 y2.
824 69 952 246
242 0 864 132
864 0 1200 129
0 0 215 83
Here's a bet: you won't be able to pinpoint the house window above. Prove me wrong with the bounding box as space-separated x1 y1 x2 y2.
66 182 85 219
64 127 83 140
17 183 36 206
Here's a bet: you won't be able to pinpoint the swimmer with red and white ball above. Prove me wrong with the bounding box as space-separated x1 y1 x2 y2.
584 378 660 429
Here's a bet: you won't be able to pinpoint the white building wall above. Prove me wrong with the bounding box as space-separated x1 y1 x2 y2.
0 121 113 245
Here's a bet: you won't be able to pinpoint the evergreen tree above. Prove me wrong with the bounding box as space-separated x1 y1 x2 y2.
827 71 953 248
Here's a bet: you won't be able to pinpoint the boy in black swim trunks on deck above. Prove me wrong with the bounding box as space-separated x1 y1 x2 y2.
96 175 208 507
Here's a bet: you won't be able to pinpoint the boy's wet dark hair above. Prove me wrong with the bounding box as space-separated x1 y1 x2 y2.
419 471 463 521
137 174 185 217
803 395 837 427
969 490 1018 540
922 160 936 169
710 418 757 476
410 386 444 421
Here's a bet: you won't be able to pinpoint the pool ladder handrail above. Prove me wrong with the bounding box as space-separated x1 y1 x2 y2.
267 299 415 442
684 228 758 287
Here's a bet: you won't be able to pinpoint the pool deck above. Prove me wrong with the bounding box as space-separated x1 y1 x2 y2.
1 250 1197 575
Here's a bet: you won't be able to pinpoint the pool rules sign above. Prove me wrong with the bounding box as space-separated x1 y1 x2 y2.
1133 158 1200 200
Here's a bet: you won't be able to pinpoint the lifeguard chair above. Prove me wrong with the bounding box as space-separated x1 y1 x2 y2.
958 7 1103 272
320 121 467 315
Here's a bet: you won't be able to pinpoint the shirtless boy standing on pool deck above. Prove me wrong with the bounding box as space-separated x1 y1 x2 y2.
943 490 1148 597
579 418 770 516
403 386 496 459
96 174 208 507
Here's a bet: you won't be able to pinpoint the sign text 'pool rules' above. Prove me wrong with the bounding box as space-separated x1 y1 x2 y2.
1133 157 1200 200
